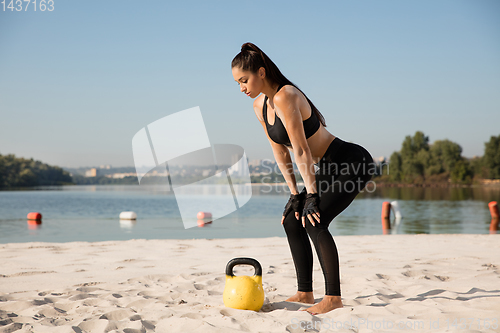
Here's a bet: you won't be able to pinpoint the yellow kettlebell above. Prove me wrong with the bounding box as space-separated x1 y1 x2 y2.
223 257 264 311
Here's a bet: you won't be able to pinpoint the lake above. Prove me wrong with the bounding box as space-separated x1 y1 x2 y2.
0 184 498 243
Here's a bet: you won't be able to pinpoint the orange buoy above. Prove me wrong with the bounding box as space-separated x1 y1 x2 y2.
197 211 212 219
490 218 499 234
27 212 42 220
381 202 391 219
488 201 499 219
197 219 213 227
27 220 41 230
381 202 391 234
381 217 391 234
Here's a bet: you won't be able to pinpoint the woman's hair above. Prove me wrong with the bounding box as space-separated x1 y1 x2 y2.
231 42 326 127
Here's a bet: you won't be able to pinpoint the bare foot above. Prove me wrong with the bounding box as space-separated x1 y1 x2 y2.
285 291 315 304
304 295 343 315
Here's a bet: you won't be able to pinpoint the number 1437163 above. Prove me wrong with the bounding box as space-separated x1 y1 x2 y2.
2 0 54 11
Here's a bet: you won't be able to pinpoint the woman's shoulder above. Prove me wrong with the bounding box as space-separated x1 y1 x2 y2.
252 85 301 122
274 84 301 105
273 85 305 115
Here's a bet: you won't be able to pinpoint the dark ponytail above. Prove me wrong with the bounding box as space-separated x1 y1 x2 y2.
231 42 326 127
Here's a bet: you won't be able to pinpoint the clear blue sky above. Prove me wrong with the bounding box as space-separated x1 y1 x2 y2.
1 0 499 168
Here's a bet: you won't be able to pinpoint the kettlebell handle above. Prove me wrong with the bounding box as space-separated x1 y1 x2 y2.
225 257 262 277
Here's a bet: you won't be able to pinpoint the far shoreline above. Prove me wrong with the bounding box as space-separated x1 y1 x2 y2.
2 181 500 191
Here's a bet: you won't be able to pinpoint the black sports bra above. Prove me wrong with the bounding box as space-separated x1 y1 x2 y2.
263 84 320 147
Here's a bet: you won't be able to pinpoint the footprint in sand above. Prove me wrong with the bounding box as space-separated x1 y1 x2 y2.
99 308 136 321
3 271 56 277
375 273 390 280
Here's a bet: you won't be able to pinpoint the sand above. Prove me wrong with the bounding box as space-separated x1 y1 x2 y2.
0 234 499 333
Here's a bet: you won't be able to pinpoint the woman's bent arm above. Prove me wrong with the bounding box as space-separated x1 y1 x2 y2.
254 96 300 195
293 147 317 194
273 88 318 194
273 148 299 195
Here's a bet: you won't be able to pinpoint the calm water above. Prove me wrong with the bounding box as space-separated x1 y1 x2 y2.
0 185 498 243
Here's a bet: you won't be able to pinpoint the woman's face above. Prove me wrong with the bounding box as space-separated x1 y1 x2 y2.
232 66 263 99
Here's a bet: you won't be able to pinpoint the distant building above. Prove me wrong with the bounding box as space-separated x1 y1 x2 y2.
148 169 168 177
85 168 98 177
228 154 249 178
107 172 136 179
248 159 262 167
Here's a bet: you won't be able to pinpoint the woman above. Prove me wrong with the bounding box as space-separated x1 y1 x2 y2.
231 42 374 315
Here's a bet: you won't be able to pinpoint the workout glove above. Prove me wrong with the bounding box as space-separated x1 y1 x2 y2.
282 188 306 221
302 192 320 227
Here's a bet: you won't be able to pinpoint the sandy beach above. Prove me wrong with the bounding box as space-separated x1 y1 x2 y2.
1 234 499 333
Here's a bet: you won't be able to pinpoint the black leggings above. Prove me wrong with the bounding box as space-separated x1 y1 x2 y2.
282 137 374 296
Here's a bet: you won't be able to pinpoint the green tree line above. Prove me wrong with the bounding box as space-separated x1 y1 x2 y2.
385 131 500 184
0 153 73 188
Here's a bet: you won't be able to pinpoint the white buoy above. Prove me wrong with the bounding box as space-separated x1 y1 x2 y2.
119 219 136 230
119 211 137 220
390 201 402 219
